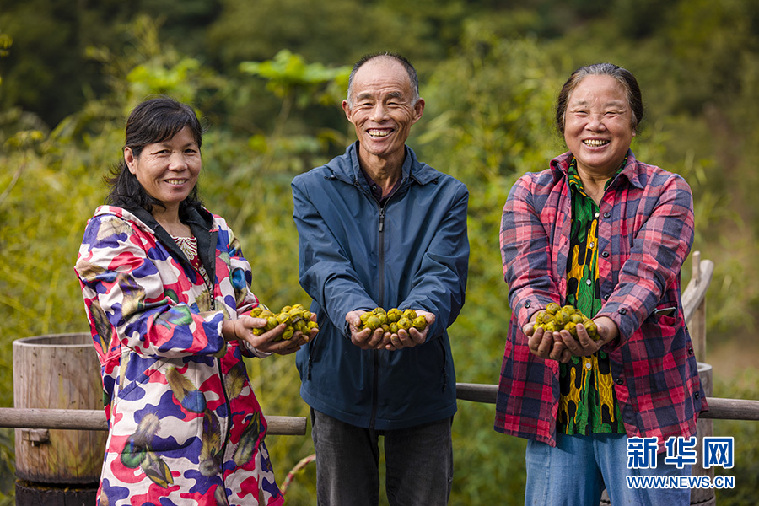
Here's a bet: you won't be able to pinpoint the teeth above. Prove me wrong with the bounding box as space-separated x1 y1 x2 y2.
166 179 186 185
368 129 390 138
583 139 609 147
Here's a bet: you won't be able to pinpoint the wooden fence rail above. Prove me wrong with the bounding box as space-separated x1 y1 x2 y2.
0 408 307 435
455 383 759 421
2 382 757 435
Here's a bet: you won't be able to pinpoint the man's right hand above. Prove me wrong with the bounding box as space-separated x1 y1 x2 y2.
346 310 387 349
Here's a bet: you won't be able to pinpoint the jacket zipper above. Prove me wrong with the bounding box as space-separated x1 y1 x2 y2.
369 205 387 429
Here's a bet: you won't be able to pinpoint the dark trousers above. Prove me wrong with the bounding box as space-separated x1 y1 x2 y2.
311 409 454 506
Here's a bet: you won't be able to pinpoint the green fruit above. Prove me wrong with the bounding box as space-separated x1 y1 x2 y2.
553 311 569 326
386 309 402 322
545 303 561 315
583 319 599 340
402 309 417 320
412 315 427 331
365 315 381 331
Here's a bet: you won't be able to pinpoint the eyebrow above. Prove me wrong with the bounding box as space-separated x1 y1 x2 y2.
570 99 627 107
355 91 406 101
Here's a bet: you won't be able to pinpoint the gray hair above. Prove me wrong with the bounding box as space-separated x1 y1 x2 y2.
556 62 643 134
346 52 420 108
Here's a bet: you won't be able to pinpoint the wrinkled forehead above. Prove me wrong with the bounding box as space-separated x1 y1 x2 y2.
569 74 630 104
351 58 414 97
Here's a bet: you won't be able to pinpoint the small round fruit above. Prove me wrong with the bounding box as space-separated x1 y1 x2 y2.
365 315 381 331
545 303 561 315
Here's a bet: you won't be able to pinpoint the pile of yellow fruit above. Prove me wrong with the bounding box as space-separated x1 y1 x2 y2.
534 303 599 341
250 304 319 341
357 307 428 334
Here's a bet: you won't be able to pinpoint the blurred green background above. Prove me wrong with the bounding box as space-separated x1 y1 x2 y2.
1 0 758 504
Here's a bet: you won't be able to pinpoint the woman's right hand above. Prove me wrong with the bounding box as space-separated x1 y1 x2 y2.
524 319 572 363
224 316 313 355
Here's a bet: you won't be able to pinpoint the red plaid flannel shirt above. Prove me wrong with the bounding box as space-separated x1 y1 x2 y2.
494 150 707 451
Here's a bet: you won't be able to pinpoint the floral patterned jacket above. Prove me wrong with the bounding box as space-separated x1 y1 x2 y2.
75 205 283 506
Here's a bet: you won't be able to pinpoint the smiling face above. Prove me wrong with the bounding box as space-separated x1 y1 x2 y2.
563 74 635 177
342 57 424 167
125 125 201 217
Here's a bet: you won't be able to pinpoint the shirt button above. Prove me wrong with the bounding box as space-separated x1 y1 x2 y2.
618 308 627 315
688 347 694 355
694 392 700 399
601 251 610 258
585 362 592 370
604 212 611 219
604 294 610 300
615 378 624 385
589 241 595 248
586 279 592 286
525 301 531 308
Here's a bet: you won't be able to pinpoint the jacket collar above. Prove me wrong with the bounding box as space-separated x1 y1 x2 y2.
550 148 646 190
95 204 218 285
327 141 439 187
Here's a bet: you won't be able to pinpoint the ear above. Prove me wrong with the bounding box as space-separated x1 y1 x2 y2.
124 147 136 174
411 98 425 125
342 100 353 122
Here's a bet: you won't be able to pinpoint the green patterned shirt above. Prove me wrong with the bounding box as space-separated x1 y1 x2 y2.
557 158 626 435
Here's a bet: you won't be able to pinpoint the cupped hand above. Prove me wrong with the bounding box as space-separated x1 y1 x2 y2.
346 310 385 349
524 319 571 363
556 316 619 358
384 310 435 351
233 315 314 355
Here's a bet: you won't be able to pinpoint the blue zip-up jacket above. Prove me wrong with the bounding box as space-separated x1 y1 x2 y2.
291 142 470 430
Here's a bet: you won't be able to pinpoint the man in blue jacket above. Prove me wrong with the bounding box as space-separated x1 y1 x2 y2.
291 52 470 505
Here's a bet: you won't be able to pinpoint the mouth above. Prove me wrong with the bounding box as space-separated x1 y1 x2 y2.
165 179 189 186
368 128 393 138
583 139 610 148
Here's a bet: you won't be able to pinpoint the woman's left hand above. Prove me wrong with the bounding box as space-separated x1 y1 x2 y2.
558 316 619 357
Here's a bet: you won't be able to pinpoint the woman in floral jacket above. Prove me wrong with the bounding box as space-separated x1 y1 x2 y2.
75 97 313 506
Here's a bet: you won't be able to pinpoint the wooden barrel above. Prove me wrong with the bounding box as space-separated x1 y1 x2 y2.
13 333 106 486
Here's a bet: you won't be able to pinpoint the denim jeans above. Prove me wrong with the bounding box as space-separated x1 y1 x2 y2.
525 433 692 506
310 409 454 506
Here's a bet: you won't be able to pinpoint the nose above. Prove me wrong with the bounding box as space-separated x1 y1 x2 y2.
168 151 188 171
587 113 607 131
370 103 390 122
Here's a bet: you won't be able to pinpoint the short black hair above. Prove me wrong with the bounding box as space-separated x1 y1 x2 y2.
346 52 419 106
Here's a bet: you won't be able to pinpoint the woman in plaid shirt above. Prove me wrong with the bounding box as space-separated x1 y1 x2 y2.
495 63 707 505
